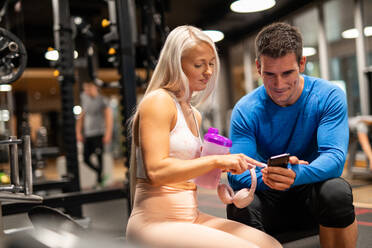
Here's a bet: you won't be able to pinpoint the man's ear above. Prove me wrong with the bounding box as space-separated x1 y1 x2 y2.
299 56 306 73
255 59 261 76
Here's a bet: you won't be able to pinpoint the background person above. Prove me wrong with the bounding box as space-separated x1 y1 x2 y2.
349 115 372 171
125 25 281 248
227 22 358 248
76 81 113 187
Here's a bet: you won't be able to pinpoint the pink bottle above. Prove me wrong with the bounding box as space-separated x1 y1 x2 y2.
194 127 232 189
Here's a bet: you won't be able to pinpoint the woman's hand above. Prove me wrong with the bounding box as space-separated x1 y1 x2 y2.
218 154 266 174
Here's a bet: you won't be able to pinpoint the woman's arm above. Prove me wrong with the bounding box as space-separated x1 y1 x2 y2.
138 91 260 186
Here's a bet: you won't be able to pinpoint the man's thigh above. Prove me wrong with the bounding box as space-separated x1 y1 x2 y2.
227 178 355 232
226 186 317 234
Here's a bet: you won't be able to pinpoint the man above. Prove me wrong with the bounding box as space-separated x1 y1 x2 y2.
76 81 113 186
227 22 358 247
349 115 372 171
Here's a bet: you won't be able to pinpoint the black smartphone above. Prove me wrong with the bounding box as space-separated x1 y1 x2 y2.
267 153 290 168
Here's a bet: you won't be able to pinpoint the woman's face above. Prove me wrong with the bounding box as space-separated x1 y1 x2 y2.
181 42 216 94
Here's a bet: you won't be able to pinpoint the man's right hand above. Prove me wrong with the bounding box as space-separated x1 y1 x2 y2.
261 156 308 190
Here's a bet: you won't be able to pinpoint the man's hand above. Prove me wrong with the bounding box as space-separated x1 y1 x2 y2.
261 156 308 190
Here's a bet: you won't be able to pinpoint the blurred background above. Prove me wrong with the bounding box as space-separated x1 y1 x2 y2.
0 0 371 247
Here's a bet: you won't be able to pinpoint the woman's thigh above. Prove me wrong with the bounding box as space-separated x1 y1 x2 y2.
127 214 260 248
196 212 282 248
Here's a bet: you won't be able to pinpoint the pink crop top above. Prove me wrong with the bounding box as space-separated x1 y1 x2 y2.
136 99 202 179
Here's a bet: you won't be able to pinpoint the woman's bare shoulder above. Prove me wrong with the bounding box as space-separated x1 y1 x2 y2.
139 89 176 116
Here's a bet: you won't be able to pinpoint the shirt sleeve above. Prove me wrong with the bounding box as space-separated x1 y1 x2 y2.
227 106 269 191
290 86 349 186
101 95 110 110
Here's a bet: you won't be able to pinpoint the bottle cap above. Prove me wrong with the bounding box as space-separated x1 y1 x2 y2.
204 127 232 147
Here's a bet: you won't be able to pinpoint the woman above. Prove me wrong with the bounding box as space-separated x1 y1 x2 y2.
126 25 282 248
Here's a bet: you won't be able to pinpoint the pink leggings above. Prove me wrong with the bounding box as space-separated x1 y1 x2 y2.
126 182 281 248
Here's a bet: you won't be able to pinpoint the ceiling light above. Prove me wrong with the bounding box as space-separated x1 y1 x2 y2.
303 47 317 57
341 29 359 39
364 26 372 36
341 26 372 39
203 30 224 43
45 49 79 61
0 84 12 92
230 0 276 13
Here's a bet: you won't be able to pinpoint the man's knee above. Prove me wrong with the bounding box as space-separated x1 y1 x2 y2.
314 178 355 227
226 197 265 231
316 178 353 207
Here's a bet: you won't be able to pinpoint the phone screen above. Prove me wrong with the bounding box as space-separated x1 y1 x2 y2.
267 153 290 168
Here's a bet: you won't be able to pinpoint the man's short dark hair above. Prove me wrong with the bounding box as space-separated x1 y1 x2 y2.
255 22 303 65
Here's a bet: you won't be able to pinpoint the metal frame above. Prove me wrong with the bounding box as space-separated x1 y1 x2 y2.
51 0 82 217
0 0 137 223
355 0 369 115
0 135 43 235
2 186 129 216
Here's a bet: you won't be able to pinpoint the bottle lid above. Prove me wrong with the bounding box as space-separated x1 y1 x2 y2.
204 127 232 147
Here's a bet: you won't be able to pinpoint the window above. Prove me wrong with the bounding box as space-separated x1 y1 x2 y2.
325 0 359 115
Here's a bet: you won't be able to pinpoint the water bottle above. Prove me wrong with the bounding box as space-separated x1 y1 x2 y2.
194 127 232 189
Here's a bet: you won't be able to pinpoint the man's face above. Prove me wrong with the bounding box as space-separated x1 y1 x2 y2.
83 83 98 97
256 53 306 107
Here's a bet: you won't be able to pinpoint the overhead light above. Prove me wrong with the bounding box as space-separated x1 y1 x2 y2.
203 30 224 42
230 0 276 13
303 47 317 57
341 29 359 39
365 26 372 36
341 26 372 39
0 84 12 92
45 49 79 61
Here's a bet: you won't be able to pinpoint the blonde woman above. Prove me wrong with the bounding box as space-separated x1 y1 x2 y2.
126 25 282 248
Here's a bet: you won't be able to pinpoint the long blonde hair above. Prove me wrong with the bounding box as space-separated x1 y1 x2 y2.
129 25 220 204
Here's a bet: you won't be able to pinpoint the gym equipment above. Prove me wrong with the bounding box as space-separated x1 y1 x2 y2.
51 0 82 217
2 0 132 221
28 205 84 233
0 27 27 85
0 135 43 235
0 136 42 202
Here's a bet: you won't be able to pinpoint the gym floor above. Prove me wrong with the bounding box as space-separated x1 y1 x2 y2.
2 156 372 248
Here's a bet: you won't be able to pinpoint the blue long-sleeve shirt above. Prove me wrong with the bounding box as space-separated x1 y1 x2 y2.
228 75 349 191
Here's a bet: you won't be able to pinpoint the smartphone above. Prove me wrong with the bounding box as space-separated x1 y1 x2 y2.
267 153 290 168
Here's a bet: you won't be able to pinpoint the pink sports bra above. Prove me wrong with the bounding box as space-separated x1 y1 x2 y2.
136 99 202 179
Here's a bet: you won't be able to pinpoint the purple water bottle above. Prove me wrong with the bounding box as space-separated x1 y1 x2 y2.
194 127 232 189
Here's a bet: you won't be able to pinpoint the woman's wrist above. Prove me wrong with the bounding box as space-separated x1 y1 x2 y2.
211 155 223 169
